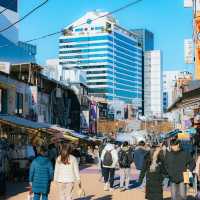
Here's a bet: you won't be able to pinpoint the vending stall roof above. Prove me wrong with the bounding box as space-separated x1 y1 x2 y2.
0 114 51 129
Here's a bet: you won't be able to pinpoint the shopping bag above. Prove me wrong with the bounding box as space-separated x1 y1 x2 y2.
183 170 190 184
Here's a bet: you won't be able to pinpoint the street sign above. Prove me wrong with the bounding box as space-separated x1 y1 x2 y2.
184 39 193 64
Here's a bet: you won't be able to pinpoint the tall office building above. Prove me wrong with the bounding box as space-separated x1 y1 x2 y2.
131 29 154 114
59 11 143 105
144 50 163 117
0 0 36 63
163 70 181 113
131 29 154 51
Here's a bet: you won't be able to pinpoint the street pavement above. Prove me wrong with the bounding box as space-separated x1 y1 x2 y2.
2 165 195 200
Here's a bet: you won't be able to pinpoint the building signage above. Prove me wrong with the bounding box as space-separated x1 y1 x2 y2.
184 39 193 64
184 0 193 8
0 62 10 74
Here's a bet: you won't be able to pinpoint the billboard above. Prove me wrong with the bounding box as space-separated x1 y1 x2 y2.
0 0 18 12
184 39 193 64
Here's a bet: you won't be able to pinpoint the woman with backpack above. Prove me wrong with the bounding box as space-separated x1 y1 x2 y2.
138 145 165 200
101 142 118 192
118 141 133 191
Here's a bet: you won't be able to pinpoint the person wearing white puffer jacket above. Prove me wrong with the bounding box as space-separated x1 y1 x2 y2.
101 142 118 192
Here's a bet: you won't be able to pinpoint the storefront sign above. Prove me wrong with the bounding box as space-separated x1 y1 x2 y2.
0 62 10 74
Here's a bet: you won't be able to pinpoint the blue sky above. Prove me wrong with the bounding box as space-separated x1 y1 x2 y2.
19 0 193 71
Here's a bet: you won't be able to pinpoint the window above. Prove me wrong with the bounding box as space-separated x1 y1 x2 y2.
16 93 23 115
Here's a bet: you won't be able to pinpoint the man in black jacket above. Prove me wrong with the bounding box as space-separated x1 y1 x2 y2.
118 141 133 191
165 139 196 200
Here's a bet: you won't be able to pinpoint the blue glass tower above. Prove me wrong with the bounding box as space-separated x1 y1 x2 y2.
59 11 142 104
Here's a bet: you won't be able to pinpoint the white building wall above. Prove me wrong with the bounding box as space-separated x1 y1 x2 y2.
163 71 180 107
144 50 163 117
44 59 62 81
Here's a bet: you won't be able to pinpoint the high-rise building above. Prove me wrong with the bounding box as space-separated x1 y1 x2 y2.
0 0 36 63
59 11 143 105
144 50 163 117
131 29 154 51
163 70 181 113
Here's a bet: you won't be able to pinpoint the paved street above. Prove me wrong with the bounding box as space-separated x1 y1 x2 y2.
2 164 196 200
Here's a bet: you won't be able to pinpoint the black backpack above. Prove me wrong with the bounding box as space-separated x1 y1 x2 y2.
119 150 130 168
103 150 113 166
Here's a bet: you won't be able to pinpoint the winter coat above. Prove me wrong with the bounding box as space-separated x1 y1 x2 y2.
164 149 196 184
101 143 118 168
118 147 133 168
134 146 148 170
29 156 53 194
139 150 165 200
54 155 80 183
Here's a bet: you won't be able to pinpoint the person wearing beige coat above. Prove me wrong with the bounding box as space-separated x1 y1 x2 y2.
54 144 81 200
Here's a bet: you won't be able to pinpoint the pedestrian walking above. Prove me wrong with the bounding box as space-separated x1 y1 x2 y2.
138 145 165 200
29 145 53 200
165 139 196 200
118 141 133 191
134 141 148 173
54 143 84 200
99 140 107 181
101 142 118 192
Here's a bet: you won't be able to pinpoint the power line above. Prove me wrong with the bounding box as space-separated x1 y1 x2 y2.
0 0 143 48
0 0 49 33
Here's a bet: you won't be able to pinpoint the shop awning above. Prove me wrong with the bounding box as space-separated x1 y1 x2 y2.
0 114 51 129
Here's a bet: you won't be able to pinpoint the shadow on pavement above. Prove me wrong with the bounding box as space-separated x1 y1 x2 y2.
75 195 112 200
94 195 112 200
75 195 94 200
5 182 29 199
80 164 93 171
164 195 195 200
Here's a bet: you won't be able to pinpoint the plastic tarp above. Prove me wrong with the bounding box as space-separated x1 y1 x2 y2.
116 130 147 145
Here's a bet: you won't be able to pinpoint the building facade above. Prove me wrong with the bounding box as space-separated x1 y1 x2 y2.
131 29 154 51
144 50 163 117
163 70 181 113
0 0 36 63
59 11 143 105
131 29 154 115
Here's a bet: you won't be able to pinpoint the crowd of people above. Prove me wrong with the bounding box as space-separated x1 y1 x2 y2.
98 138 197 200
0 136 200 200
